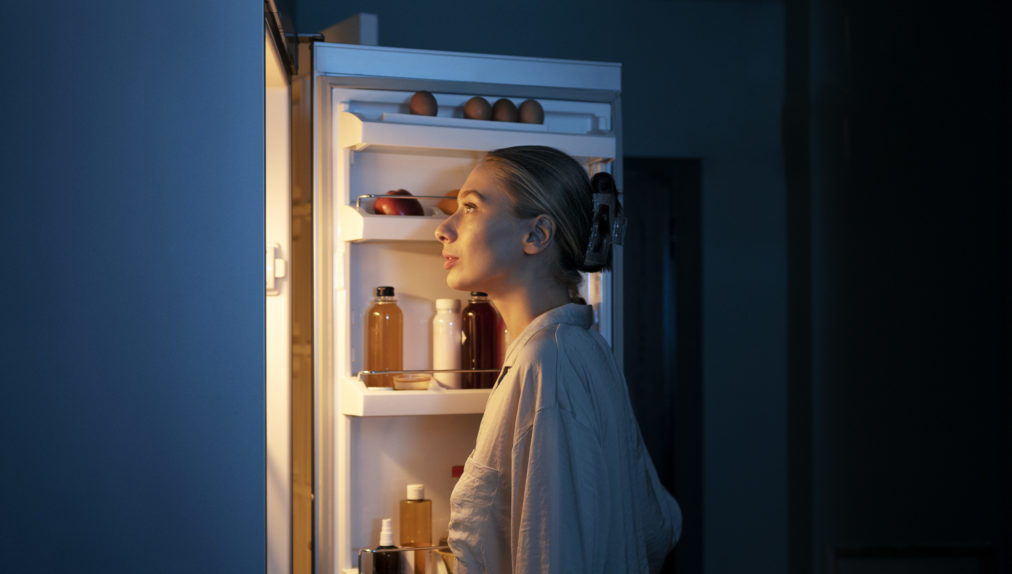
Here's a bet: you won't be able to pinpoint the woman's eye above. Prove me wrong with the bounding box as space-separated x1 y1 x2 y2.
462 203 476 213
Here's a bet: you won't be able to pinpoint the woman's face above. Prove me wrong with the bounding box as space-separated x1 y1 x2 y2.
435 161 527 294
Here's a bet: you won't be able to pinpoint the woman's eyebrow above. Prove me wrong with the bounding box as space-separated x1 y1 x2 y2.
458 189 485 202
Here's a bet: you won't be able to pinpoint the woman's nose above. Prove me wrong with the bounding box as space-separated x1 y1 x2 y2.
435 218 453 243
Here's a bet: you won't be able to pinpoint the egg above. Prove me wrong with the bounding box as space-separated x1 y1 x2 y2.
491 98 519 122
409 91 438 116
519 99 544 124
463 96 492 120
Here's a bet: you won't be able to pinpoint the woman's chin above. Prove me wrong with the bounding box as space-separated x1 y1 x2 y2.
445 275 468 293
446 274 482 294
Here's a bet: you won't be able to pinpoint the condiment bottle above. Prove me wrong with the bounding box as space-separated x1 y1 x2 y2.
400 483 431 574
460 292 499 389
364 286 402 387
432 298 461 389
374 517 399 574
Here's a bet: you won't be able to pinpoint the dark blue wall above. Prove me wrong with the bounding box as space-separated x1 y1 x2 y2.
804 0 1009 571
1 1 265 571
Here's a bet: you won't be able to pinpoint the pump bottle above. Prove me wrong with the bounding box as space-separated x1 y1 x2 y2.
373 517 399 574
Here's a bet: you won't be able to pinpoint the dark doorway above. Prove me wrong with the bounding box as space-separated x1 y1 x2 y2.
622 157 703 574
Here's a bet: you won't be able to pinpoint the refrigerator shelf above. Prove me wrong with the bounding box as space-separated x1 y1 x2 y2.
338 204 444 242
340 376 490 416
337 111 616 162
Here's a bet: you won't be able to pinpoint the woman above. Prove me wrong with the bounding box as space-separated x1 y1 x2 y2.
435 146 682 573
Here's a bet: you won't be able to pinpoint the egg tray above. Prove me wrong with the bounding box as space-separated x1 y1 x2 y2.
379 112 548 133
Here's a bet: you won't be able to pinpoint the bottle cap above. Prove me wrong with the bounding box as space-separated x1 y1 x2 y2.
376 286 395 297
406 483 425 500
469 292 488 298
436 298 460 311
379 517 394 546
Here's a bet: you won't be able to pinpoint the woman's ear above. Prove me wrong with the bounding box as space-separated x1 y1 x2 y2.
522 215 555 255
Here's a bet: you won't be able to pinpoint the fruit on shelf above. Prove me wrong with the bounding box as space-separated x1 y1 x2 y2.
438 189 459 215
373 189 425 216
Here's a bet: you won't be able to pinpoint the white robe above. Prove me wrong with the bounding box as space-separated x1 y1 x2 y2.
448 303 682 573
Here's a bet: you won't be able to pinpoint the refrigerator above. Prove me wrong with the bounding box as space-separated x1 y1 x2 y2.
297 41 623 574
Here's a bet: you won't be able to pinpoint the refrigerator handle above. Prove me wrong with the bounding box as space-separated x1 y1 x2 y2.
265 242 288 296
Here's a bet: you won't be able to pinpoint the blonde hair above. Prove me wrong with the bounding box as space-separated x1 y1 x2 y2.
483 146 610 295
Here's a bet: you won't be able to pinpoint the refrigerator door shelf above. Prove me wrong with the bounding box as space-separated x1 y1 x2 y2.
339 204 444 242
379 112 549 133
340 376 491 416
337 111 616 163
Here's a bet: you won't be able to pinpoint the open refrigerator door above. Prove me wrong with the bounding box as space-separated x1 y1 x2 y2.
305 43 622 573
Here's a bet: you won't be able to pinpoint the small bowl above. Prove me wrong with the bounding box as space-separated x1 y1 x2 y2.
393 373 431 390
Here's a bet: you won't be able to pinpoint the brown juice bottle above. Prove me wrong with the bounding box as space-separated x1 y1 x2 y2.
461 292 498 389
400 484 431 574
364 286 402 387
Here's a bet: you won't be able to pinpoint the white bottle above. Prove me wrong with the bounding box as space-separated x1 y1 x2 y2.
432 298 461 389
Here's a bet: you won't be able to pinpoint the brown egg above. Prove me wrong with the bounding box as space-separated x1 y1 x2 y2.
491 98 519 122
519 99 544 124
438 189 460 215
409 91 438 116
463 96 492 120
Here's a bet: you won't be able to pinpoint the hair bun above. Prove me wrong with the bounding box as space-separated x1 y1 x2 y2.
581 172 625 271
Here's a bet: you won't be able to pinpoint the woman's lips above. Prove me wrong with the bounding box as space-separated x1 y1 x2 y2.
443 255 458 270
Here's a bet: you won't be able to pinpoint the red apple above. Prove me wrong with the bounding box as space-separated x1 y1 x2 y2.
373 189 424 216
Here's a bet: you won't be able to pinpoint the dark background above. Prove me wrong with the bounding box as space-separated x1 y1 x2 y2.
2 0 1006 572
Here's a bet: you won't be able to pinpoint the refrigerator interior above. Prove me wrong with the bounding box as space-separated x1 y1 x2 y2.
310 44 620 573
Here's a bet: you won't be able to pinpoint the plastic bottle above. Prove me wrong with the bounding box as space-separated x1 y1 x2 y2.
432 298 461 389
461 292 498 389
364 286 403 388
374 517 399 574
400 483 432 574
